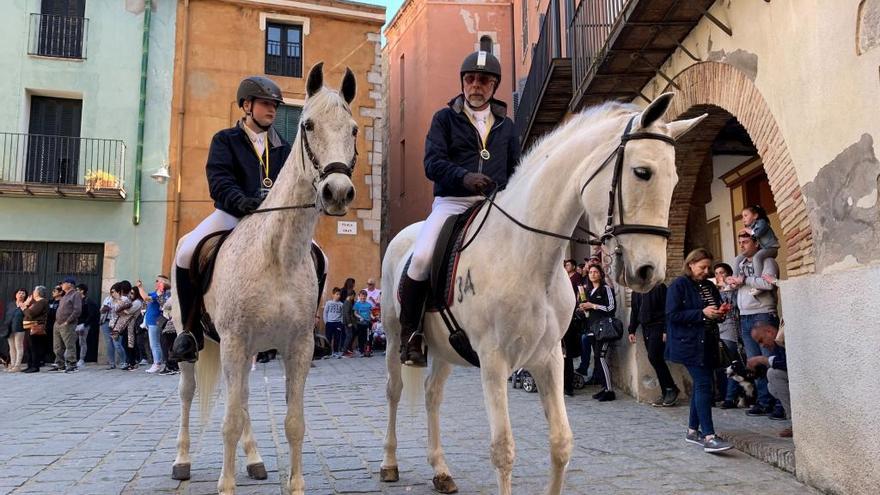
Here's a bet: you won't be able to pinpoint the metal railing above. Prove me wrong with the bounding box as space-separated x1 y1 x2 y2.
569 0 629 103
0 133 125 191
27 13 88 59
514 0 566 146
265 40 303 78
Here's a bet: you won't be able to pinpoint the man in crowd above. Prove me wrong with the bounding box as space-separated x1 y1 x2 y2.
74 284 99 368
365 279 381 308
727 232 783 418
628 282 679 406
50 278 82 373
748 321 792 437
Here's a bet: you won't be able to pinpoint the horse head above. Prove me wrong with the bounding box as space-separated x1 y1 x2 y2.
300 62 358 216
580 93 706 292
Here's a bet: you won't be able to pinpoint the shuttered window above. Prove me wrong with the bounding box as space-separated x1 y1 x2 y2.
26 96 82 184
273 104 302 144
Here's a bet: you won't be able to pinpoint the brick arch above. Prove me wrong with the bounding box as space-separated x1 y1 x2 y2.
662 61 815 277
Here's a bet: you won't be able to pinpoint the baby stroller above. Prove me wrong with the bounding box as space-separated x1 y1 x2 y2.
371 321 387 352
510 368 538 393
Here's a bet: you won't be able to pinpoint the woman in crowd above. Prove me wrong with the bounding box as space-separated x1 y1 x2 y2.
666 248 732 453
4 288 28 372
340 290 356 357
579 264 617 402
22 286 49 373
340 278 356 303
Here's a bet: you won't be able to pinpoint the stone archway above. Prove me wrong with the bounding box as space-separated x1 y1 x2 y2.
661 61 816 278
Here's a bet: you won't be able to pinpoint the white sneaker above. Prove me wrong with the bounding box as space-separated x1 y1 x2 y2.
76 360 85 368
251 363 257 371
145 364 161 373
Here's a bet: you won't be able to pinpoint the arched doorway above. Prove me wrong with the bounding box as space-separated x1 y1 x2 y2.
661 62 816 278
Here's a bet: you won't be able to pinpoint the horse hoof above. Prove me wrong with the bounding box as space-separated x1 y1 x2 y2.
432 473 458 493
247 462 268 480
171 463 191 480
379 465 399 482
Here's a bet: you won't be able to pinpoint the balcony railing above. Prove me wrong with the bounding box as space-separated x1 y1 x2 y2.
0 133 126 199
27 13 88 60
514 0 566 147
569 0 629 105
265 40 303 78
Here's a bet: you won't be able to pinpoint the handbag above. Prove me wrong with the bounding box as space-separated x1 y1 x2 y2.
28 321 47 336
593 317 624 342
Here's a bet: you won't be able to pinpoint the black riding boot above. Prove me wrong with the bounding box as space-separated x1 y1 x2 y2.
399 274 429 367
170 266 201 363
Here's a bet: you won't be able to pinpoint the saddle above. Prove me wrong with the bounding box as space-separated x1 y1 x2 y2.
188 231 327 344
398 201 485 366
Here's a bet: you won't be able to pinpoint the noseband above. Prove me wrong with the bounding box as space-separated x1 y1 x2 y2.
578 115 675 244
300 121 358 181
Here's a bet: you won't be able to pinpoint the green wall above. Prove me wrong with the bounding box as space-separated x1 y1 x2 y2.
0 0 176 288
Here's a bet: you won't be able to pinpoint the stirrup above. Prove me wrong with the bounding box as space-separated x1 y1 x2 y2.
401 330 427 368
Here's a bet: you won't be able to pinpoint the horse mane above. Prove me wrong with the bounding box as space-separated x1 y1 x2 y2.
301 87 352 119
505 101 640 192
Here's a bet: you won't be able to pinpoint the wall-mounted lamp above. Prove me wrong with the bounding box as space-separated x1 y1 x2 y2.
150 162 171 184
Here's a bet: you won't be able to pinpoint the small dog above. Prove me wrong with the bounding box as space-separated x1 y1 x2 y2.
726 360 767 408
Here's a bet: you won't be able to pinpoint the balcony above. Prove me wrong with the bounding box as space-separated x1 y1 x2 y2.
515 0 572 151
27 13 88 60
569 0 717 111
0 133 126 199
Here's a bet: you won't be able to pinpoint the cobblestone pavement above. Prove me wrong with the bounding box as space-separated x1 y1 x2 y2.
0 355 816 495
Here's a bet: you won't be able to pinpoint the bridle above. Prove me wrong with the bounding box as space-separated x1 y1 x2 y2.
464 114 675 251
248 119 358 215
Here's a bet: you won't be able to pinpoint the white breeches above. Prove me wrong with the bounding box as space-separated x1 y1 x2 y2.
175 209 240 269
406 195 482 281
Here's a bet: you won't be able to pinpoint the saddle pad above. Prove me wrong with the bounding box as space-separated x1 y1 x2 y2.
398 201 485 311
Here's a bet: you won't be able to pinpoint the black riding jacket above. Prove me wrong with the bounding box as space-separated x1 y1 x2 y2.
206 121 292 218
424 95 520 197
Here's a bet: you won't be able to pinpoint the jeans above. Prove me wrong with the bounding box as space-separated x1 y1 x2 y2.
147 324 163 365
720 339 742 402
325 322 344 353
101 323 125 366
577 333 598 375
354 323 370 353
643 324 677 392
686 365 716 436
76 326 88 363
740 312 778 407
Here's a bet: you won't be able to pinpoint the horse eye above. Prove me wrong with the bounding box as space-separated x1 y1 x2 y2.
633 167 652 181
304 120 315 132
352 126 358 137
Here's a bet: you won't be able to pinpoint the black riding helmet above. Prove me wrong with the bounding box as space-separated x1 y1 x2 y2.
460 35 502 89
237 76 284 108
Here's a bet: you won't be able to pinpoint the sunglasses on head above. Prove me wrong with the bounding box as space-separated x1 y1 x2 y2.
463 73 496 86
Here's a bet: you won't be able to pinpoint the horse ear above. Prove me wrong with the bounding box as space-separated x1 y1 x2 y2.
668 113 708 140
341 67 356 104
307 62 324 98
639 92 675 129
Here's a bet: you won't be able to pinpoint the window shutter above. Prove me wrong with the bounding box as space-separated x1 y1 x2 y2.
274 104 302 144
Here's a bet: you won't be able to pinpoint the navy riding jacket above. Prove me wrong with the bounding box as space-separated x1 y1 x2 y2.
206 121 292 218
664 276 722 368
424 95 520 197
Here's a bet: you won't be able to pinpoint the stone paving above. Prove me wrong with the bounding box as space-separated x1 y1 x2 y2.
0 355 817 494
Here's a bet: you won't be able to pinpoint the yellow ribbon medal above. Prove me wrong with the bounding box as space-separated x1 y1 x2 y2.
249 136 272 188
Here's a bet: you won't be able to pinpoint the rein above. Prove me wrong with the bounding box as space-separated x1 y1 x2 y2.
247 120 358 215
459 115 675 251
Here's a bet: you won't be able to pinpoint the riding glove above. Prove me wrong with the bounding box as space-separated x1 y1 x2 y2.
237 196 263 215
462 172 496 194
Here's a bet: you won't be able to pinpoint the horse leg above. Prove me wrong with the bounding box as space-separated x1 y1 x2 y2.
380 327 402 482
240 406 267 480
528 349 573 495
281 349 311 495
480 358 515 495
172 361 196 480
426 359 457 493
218 343 249 495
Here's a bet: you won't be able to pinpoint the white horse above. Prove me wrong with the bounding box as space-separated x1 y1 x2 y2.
380 93 706 494
171 63 359 495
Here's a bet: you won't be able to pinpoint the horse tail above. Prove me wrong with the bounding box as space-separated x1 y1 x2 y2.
400 365 424 412
196 338 222 426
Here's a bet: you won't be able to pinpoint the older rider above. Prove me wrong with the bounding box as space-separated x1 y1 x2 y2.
398 36 520 367
170 76 291 363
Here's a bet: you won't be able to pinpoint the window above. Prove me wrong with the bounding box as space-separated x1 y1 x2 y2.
521 0 529 58
56 252 98 274
0 251 38 273
26 96 82 185
274 104 302 143
34 0 87 59
399 54 405 127
265 22 303 78
399 140 406 198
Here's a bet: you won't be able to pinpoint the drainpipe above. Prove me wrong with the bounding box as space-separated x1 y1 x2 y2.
170 0 191 268
133 0 152 225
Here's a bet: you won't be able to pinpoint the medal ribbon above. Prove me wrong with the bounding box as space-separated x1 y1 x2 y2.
466 111 494 154
248 136 270 186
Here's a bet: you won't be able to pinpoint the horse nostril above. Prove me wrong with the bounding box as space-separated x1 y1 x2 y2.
322 185 334 203
637 264 654 281
345 186 354 203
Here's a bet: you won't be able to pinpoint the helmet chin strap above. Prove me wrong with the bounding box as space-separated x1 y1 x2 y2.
245 113 272 132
